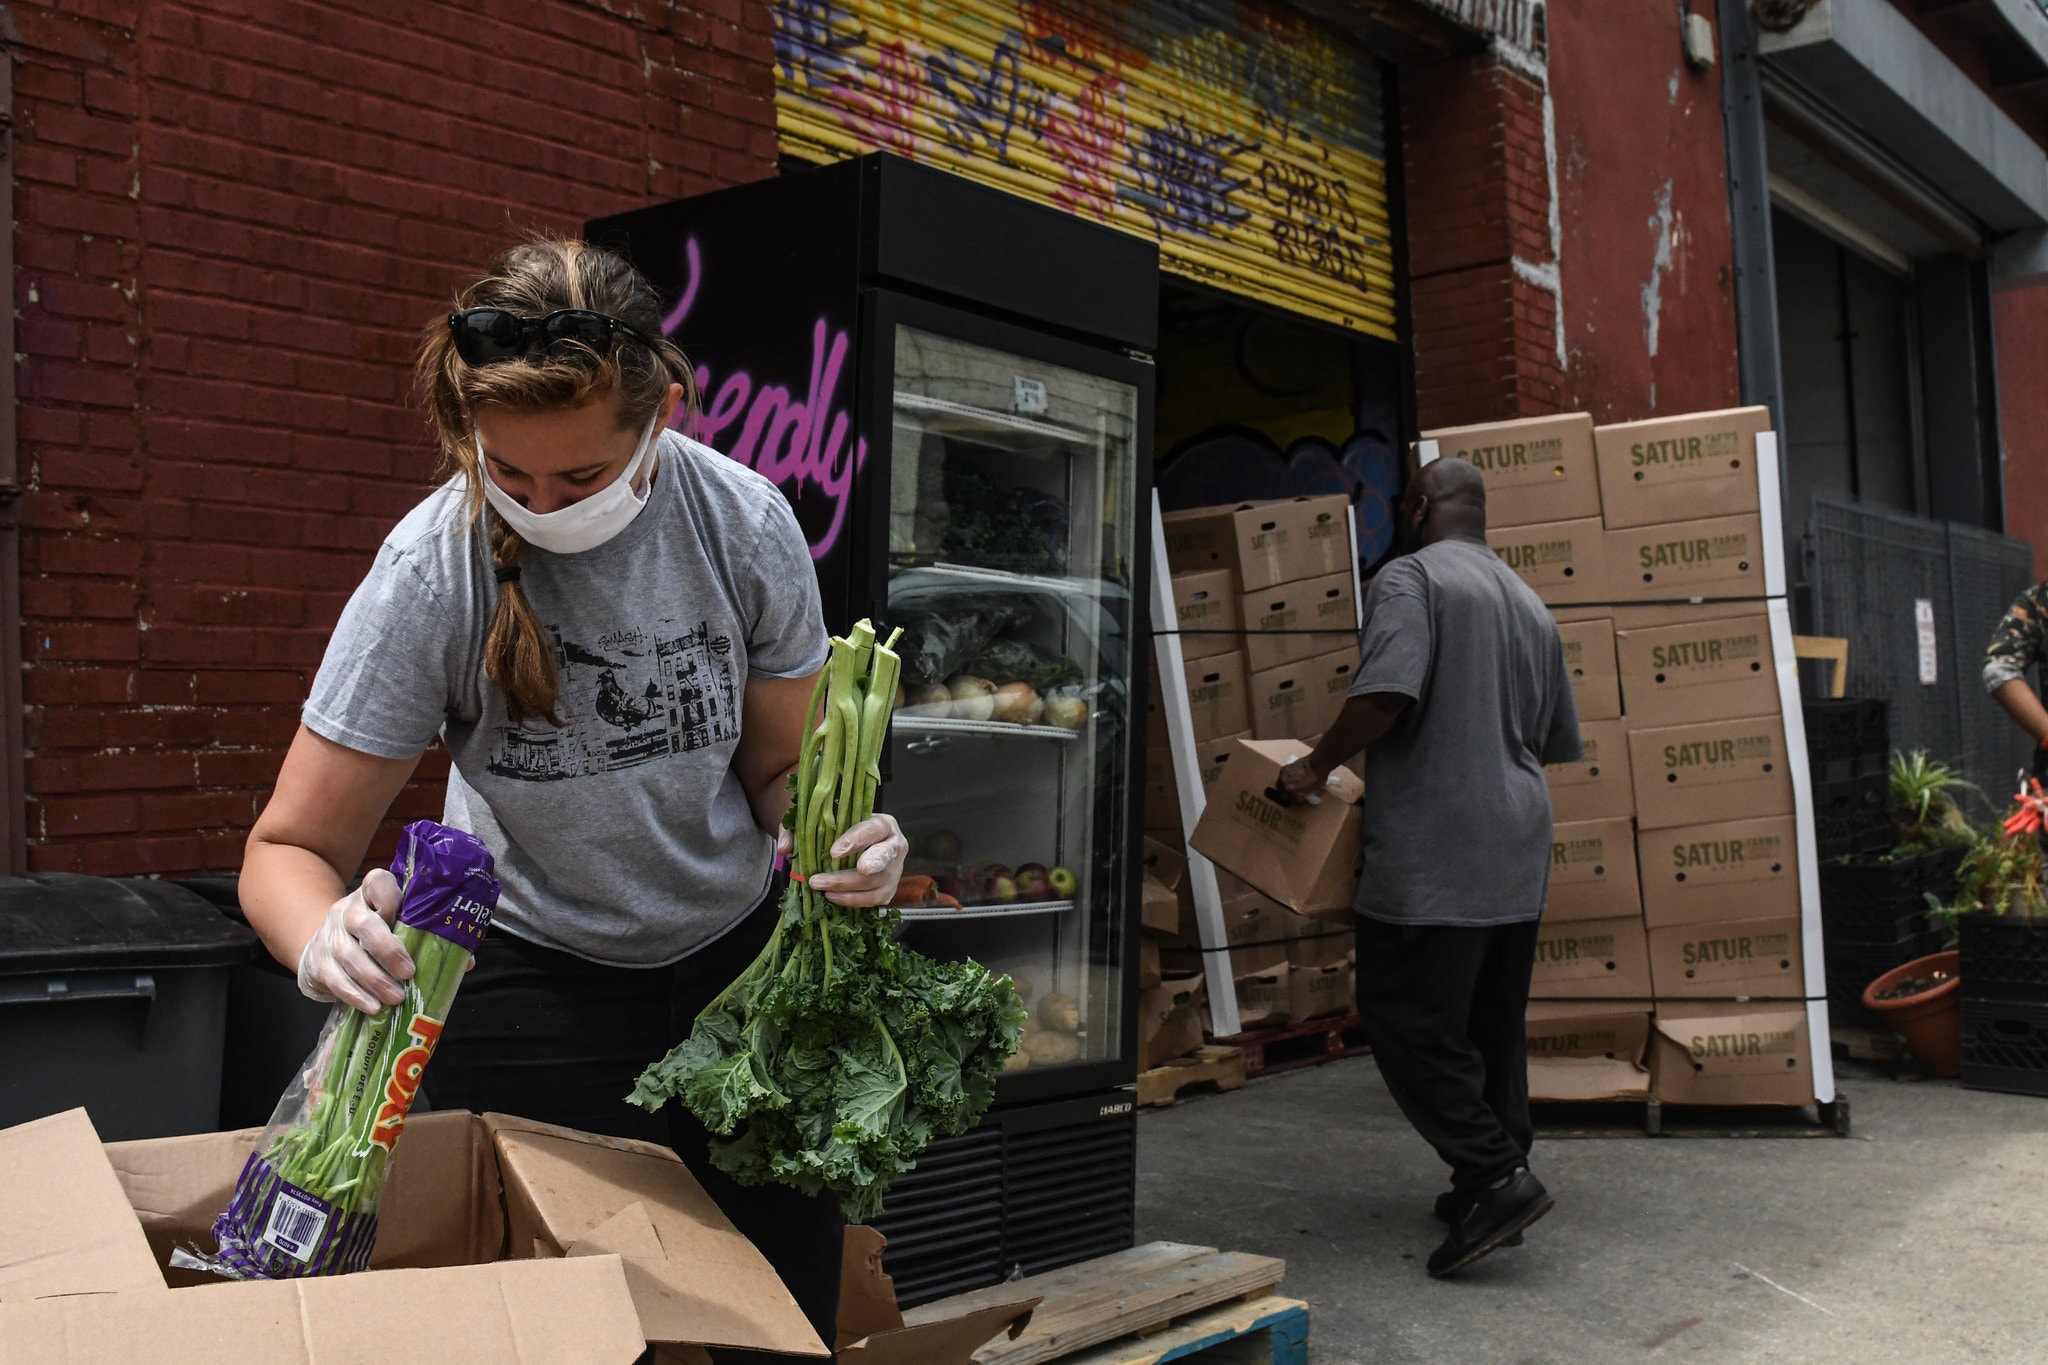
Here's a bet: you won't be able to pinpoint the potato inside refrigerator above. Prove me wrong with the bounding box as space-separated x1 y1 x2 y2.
883 323 1140 1089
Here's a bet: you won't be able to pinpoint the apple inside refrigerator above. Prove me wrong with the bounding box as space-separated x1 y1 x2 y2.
884 322 1137 1087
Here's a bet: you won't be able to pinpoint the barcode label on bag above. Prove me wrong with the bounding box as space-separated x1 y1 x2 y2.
261 1189 330 1263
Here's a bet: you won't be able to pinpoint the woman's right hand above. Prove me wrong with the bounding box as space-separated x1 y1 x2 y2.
296 868 415 1013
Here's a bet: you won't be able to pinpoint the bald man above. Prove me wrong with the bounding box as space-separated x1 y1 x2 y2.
1279 457 1582 1277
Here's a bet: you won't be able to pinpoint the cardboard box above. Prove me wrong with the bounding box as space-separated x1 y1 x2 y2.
837 1228 1038 1363
1190 738 1364 916
1179 651 1251 742
1594 405 1772 529
1147 732 1255 793
0 1107 838 1363
1162 495 1352 593
1141 873 1181 937
1138 934 1162 990
1241 570 1356 673
1171 569 1242 661
1529 914 1654 1000
1165 939 1290 977
1628 714 1793 831
1615 610 1776 727
1606 515 1767 602
1288 930 1355 970
1419 413 1600 526
1143 771 1180 833
1205 961 1292 1034
1545 817 1642 923
1649 914 1804 999
1165 867 1315 954
1249 648 1356 742
1140 973 1207 1069
1556 617 1622 722
1487 517 1612 605
1545 717 1635 823
1525 1003 1652 1102
1649 1003 1814 1106
1636 815 1799 931
1289 958 1355 1023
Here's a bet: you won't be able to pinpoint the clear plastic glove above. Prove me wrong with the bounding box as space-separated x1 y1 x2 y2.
1276 757 1327 806
806 812 910 909
296 867 415 1014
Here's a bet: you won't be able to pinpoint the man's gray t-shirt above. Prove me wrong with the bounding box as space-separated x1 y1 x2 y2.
305 431 829 967
1347 539 1582 926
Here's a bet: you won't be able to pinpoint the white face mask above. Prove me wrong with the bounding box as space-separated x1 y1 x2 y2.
479 410 664 555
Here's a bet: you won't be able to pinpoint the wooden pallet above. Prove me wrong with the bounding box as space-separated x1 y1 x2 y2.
1137 1046 1248 1108
1532 1093 1852 1138
1059 1297 1310 1365
1832 1024 1910 1065
900 1241 1287 1365
1211 1012 1369 1078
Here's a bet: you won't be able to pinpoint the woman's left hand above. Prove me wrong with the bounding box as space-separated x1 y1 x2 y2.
807 812 909 909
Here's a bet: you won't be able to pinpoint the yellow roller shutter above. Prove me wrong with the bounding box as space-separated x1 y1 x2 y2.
770 0 1397 340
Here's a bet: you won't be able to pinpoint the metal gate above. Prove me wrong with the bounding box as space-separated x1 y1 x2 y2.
769 0 1397 339
1806 493 2035 805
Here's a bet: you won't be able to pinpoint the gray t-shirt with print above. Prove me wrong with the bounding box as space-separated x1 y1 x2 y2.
305 431 830 967
1347 538 1583 927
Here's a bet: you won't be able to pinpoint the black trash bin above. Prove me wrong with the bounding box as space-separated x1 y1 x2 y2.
176 873 334 1130
0 874 257 1139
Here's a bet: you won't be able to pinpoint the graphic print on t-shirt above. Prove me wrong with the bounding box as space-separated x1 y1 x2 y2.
487 618 738 781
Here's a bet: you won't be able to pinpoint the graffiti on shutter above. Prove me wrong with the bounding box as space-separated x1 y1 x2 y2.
771 0 1397 341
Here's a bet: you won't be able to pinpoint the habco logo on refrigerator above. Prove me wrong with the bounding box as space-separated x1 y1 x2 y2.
663 237 867 561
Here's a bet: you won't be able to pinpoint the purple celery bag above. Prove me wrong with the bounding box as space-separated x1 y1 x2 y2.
201 820 498 1280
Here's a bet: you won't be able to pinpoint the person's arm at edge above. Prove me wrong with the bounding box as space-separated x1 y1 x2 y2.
1993 678 2048 749
241 726 424 1007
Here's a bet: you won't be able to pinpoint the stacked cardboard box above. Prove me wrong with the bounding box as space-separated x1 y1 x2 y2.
1423 407 1818 1107
1150 502 1361 1038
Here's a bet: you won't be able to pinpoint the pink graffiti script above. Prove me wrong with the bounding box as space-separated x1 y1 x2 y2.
667 240 867 560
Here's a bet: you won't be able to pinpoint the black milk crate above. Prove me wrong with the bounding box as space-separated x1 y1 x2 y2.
1958 913 2048 1006
1961 997 2048 1097
1812 774 1890 862
1803 697 1888 765
1826 944 1929 1029
1819 849 1959 949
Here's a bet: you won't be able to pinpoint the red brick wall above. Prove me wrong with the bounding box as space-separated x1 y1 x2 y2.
12 0 779 876
1547 0 1741 421
1996 282 2048 578
1400 52 1564 427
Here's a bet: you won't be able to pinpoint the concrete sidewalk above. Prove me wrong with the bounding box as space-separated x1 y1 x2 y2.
1136 1056 2047 1363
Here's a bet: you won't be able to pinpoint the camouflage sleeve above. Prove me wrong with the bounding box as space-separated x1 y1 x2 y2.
1984 583 2048 692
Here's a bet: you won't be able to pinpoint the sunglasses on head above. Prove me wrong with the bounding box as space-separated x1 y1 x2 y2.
447 307 658 368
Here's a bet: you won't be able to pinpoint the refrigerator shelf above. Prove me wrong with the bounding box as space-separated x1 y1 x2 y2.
893 391 1099 450
898 898 1077 922
889 561 1108 600
894 715 1083 742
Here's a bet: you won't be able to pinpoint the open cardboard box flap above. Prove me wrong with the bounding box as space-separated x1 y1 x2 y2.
834 1226 1038 1364
0 1107 165 1302
485 1112 828 1357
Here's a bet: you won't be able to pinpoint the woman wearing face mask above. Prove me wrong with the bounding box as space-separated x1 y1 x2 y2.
238 238 901 1360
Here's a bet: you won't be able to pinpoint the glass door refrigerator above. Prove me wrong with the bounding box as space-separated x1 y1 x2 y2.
589 152 1159 1305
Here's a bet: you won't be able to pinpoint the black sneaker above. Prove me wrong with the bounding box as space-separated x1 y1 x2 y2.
1432 1188 1523 1245
1426 1168 1552 1277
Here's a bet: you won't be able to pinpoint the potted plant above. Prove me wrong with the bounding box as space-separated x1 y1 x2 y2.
1821 752 1977 1023
1861 951 1961 1076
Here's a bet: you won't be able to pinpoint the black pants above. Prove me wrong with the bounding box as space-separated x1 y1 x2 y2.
427 889 843 1365
1353 916 1541 1194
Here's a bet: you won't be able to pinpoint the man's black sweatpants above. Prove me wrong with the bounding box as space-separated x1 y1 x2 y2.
1353 916 1541 1193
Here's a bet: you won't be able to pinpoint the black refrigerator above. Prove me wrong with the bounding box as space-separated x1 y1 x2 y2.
589 153 1159 1305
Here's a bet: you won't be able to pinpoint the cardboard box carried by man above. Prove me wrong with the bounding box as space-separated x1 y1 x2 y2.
1190 738 1365 917
0 1107 1034 1365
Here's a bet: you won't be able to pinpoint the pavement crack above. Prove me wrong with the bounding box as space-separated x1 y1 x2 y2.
1733 1261 1833 1316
